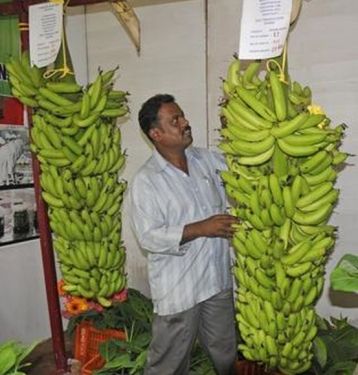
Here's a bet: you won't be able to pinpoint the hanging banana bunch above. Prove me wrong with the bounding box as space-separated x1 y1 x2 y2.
6 49 130 309
220 55 348 374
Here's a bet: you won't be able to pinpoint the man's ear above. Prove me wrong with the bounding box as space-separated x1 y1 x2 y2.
149 127 161 142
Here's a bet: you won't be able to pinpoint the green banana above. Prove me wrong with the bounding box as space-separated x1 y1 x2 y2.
228 99 273 129
237 145 275 166
299 150 328 173
46 81 82 93
230 135 275 156
268 71 287 121
277 138 319 157
236 86 277 122
226 58 241 88
296 182 334 209
271 112 309 138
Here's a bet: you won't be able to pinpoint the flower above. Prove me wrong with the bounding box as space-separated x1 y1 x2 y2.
57 279 66 297
112 288 128 303
64 297 90 316
88 300 105 313
307 104 329 129
307 104 325 115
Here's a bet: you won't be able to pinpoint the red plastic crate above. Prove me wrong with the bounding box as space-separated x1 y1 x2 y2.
74 321 126 374
81 354 104 375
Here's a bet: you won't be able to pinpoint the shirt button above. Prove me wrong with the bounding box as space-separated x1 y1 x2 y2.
202 206 207 211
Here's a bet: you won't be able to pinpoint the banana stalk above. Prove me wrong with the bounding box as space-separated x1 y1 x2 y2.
220 54 347 374
6 34 130 310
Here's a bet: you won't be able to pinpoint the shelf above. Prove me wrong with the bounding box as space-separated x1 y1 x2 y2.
0 183 34 191
0 232 39 247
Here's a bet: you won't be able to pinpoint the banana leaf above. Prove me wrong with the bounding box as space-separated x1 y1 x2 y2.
330 254 358 293
323 361 357 375
311 317 358 375
313 336 328 368
0 340 38 375
0 346 16 375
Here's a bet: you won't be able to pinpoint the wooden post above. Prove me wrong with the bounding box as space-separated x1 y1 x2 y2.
18 7 69 374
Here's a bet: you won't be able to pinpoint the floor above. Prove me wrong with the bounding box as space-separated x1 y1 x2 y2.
26 333 80 375
25 335 272 375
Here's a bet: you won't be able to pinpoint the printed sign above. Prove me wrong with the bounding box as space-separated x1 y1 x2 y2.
29 2 63 68
239 0 292 60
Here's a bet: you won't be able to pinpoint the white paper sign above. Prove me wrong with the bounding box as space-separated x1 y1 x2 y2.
29 2 63 68
239 0 292 60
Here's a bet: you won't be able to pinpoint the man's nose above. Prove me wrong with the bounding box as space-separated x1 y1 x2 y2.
181 117 189 127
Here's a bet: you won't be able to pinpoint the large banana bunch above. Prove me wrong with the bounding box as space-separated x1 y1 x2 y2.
220 57 348 374
6 52 130 308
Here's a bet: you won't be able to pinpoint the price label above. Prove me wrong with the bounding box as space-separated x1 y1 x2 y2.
29 2 63 68
239 0 292 60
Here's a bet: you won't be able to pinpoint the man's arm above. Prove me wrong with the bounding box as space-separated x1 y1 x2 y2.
180 214 239 245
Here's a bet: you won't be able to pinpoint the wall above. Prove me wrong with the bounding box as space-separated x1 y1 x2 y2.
287 0 358 322
0 240 50 342
85 0 207 295
0 0 357 344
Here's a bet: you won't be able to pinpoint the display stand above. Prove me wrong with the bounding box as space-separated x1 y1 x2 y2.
0 1 106 373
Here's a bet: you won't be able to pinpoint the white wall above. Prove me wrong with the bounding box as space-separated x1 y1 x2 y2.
0 0 357 344
0 240 51 343
85 0 207 295
287 0 358 324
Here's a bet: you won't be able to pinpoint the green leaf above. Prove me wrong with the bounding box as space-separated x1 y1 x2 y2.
316 315 331 331
330 254 358 293
330 316 349 330
129 350 147 374
323 360 357 375
15 340 39 366
0 346 17 375
313 336 328 368
320 327 358 363
0 342 17 355
102 353 135 369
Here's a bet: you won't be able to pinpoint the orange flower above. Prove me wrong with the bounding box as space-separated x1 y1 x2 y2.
65 297 89 316
57 279 66 297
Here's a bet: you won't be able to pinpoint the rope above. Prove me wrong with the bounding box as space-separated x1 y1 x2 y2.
18 22 29 31
266 42 288 84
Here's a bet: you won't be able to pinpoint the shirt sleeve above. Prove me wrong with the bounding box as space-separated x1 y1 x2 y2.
129 174 189 256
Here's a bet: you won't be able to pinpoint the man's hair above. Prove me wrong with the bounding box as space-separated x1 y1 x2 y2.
138 94 175 140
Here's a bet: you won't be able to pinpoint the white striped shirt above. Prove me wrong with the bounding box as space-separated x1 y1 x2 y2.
130 146 233 315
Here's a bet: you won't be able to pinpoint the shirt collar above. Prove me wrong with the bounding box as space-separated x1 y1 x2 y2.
152 146 201 173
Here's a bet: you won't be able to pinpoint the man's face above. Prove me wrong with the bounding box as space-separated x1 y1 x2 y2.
150 102 193 150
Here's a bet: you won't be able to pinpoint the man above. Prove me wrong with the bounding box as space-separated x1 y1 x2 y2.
130 94 238 374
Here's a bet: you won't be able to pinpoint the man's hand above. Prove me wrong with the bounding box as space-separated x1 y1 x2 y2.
181 214 239 244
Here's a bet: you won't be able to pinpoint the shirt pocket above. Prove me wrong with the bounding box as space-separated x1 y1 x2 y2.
200 174 224 214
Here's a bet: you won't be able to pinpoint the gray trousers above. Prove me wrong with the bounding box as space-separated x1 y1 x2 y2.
144 289 237 375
